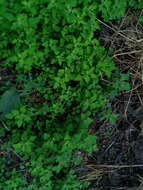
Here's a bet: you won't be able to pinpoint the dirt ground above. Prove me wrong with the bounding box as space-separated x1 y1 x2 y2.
76 9 143 190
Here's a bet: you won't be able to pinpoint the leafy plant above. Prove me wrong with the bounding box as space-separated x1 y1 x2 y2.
0 0 134 189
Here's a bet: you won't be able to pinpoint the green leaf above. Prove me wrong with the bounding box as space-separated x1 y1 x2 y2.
139 16 143 23
0 88 20 117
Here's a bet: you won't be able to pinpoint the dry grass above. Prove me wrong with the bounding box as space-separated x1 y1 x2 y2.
97 10 143 125
78 163 143 181
77 10 143 188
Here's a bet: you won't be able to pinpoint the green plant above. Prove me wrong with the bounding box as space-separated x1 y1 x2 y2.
0 0 133 189
0 87 20 118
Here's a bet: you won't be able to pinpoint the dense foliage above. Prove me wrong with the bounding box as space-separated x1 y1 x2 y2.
0 0 142 189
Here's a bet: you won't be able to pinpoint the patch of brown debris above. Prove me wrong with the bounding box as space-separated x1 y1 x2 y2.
75 9 143 190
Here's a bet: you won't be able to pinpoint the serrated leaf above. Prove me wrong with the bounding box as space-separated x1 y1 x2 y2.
0 87 20 117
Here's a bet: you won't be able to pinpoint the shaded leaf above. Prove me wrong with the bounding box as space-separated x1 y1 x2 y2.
0 87 20 117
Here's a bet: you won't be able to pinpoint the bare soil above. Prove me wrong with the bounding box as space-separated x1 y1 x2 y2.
76 9 143 190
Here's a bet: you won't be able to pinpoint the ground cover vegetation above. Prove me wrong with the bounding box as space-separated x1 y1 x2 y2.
0 0 142 189
76 7 143 189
